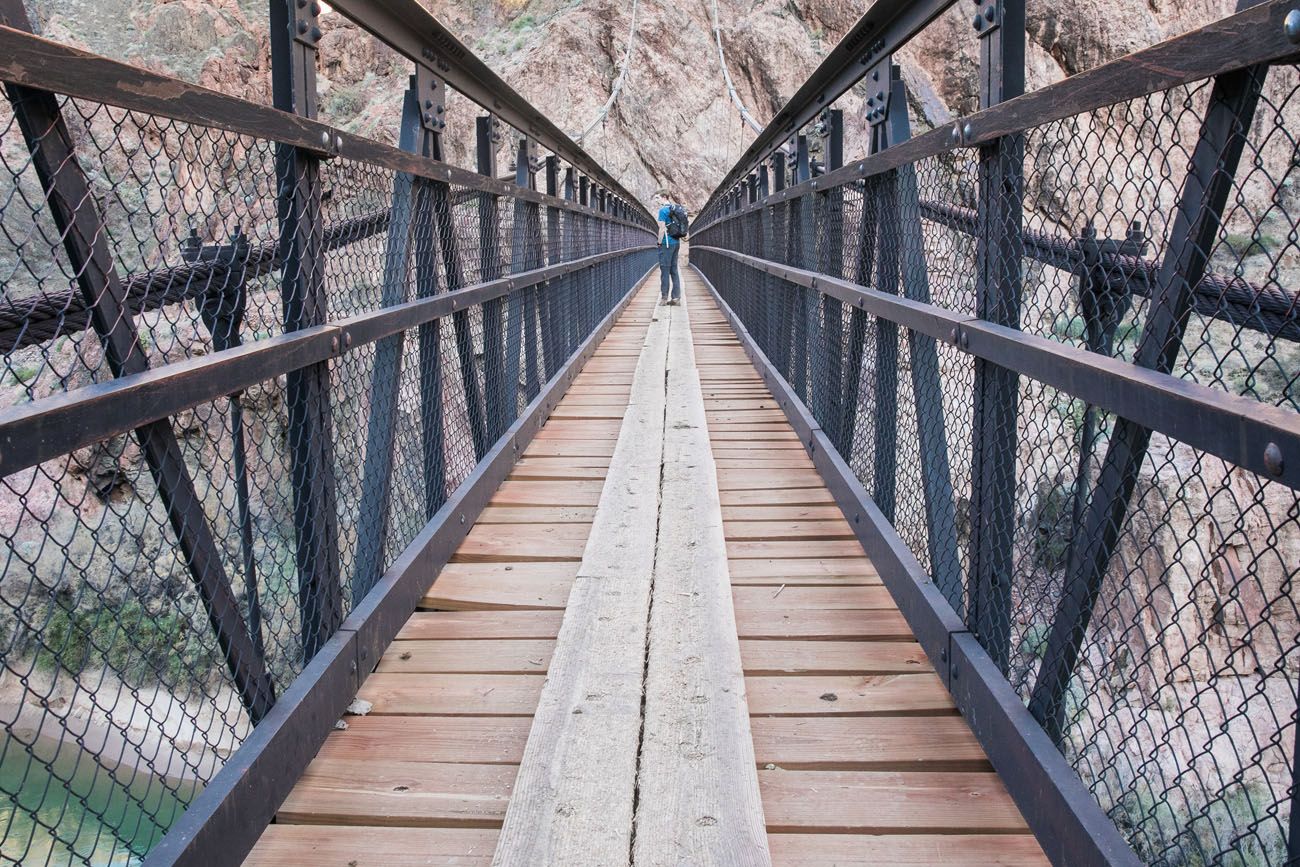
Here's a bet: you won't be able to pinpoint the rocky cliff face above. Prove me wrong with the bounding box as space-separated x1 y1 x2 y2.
27 0 1243 210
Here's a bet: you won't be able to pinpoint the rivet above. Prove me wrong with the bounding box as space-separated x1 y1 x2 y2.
960 331 969 349
343 331 353 350
310 0 321 13
949 326 959 343
436 104 445 113
334 134 343 150
310 25 322 41
1286 9 1300 42
950 663 959 680
459 514 466 525
984 4 996 21
940 648 947 662
963 122 974 140
1264 442 1284 476
950 124 962 145
297 20 308 34
872 70 880 81
319 130 330 147
330 334 340 353
972 14 983 30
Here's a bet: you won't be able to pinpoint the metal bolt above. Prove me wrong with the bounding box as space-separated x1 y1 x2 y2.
940 648 947 662
343 331 353 350
867 97 875 107
960 331 969 349
950 125 962 145
984 4 996 21
320 130 330 147
335 134 343 150
330 334 340 353
459 514 466 525
436 104 444 113
1264 442 1284 476
310 25 322 41
963 121 974 140
297 20 308 34
311 1 321 13
949 326 959 343
973 14 983 30
950 663 959 680
1286 9 1300 42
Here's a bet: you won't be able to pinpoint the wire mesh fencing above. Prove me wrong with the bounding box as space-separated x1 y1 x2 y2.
0 28 655 864
692 12 1300 864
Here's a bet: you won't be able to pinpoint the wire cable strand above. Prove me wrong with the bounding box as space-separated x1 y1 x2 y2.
710 0 763 135
575 0 641 144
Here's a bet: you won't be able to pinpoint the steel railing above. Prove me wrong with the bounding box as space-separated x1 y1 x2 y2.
692 1 1300 864
0 0 655 863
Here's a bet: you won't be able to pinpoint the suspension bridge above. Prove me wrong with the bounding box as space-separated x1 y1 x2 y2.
0 0 1298 864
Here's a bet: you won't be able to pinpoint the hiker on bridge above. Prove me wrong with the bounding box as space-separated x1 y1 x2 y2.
656 190 687 305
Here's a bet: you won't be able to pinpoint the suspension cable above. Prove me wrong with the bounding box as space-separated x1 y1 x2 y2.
574 0 641 144
710 0 763 135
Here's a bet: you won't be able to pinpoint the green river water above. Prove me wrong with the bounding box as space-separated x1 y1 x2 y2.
0 739 186 866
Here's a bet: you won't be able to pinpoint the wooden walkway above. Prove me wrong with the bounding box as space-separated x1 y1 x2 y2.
244 268 1047 866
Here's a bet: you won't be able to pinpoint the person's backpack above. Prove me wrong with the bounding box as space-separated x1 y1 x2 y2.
666 204 689 240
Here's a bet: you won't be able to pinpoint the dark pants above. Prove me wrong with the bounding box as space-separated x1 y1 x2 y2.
658 243 682 300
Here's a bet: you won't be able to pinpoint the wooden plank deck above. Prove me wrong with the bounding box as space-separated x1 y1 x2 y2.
244 281 659 866
245 266 1047 866
688 273 1047 864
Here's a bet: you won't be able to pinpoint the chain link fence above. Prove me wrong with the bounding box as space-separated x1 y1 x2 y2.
692 7 1300 863
0 15 655 862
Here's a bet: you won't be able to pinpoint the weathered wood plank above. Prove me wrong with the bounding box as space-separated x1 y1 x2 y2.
476 506 598 523
727 558 878 580
633 285 771 866
759 770 1030 833
357 673 543 715
732 586 896 611
493 284 669 866
766 833 1049 865
739 640 929 674
377 639 554 674
734 609 913 640
277 759 515 827
489 479 603 507
245 825 498 866
314 717 530 765
723 520 854 541
745 674 954 716
750 717 989 771
720 488 837 506
423 561 577 610
397 610 565 640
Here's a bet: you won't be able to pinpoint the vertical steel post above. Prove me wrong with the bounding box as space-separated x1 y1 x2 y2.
817 110 845 443
790 135 812 400
966 0 1025 672
270 0 342 661
477 115 508 442
509 136 541 404
542 155 562 378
